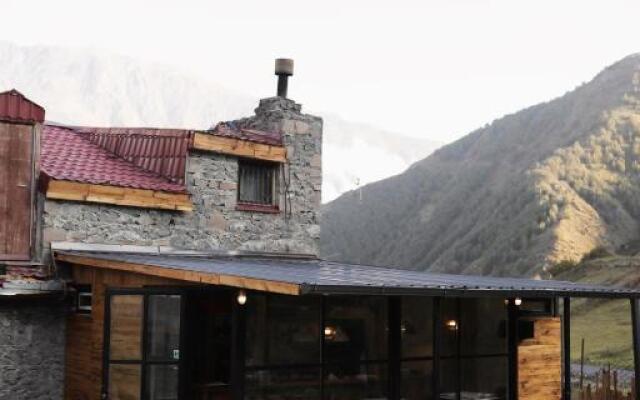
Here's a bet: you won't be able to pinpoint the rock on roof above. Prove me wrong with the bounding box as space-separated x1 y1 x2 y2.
209 121 282 146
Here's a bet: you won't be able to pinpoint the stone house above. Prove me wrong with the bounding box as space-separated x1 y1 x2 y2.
0 60 321 399
1 60 640 400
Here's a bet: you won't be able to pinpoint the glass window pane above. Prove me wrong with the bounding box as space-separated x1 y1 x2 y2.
324 363 388 400
441 299 459 358
246 294 268 366
109 364 141 400
439 358 458 399
268 296 321 365
147 295 182 361
147 364 179 400
401 361 433 400
245 368 320 400
246 294 321 367
110 295 143 360
239 161 276 205
460 356 507 399
325 296 388 363
460 298 507 356
401 297 434 359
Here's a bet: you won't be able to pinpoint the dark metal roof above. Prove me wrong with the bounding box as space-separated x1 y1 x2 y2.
56 250 640 299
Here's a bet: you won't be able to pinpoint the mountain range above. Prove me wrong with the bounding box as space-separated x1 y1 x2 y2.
322 54 640 277
0 41 440 203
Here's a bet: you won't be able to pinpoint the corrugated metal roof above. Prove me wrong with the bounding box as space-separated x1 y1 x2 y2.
0 89 45 124
41 125 187 193
55 250 640 298
40 121 284 193
73 127 194 185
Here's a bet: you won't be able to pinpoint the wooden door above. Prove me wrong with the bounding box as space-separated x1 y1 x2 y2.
0 122 34 260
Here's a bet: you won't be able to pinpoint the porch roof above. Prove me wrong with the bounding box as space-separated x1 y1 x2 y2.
55 250 640 298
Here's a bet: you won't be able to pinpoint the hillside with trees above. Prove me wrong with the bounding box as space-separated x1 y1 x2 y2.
322 54 640 277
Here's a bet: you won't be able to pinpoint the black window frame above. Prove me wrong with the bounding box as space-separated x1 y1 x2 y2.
239 294 520 400
103 287 187 400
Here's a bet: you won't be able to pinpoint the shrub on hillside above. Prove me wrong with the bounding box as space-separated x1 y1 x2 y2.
582 246 613 261
548 259 579 276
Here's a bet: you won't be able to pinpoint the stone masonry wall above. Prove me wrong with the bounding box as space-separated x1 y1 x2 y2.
0 303 66 400
42 97 322 259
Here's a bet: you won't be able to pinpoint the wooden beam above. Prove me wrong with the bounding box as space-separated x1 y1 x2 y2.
55 253 301 296
45 180 193 211
193 132 286 163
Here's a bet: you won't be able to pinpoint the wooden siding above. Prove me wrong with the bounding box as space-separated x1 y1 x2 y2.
64 265 186 400
0 122 34 260
518 318 562 400
46 180 193 211
193 132 286 163
56 253 301 295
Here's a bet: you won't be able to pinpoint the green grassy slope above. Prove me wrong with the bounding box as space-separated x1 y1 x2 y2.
555 255 640 369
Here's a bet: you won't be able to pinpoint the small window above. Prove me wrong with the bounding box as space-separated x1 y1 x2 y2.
75 284 93 315
237 159 279 212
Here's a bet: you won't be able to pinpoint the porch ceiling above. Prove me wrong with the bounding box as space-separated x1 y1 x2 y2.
54 250 640 298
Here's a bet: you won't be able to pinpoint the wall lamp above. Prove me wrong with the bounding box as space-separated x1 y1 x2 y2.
237 290 247 305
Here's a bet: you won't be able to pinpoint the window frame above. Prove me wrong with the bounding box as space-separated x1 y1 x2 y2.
236 158 280 213
103 287 187 400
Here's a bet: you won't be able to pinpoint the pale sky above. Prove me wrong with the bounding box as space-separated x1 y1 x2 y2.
3 0 640 143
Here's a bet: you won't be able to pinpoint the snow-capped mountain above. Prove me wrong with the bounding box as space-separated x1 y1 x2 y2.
0 41 441 202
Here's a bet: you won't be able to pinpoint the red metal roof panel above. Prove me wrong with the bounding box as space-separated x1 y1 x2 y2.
72 127 194 185
0 89 45 124
41 125 187 193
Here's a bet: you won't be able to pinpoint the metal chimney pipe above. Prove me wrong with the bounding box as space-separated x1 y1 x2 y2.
275 58 294 98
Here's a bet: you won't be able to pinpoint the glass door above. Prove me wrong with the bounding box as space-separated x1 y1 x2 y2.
104 289 184 400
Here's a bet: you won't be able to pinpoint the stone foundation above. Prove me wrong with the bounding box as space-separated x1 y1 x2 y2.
0 302 66 400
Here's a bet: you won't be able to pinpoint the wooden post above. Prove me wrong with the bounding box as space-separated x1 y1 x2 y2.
613 369 618 400
631 298 640 400
580 337 586 399
563 297 572 400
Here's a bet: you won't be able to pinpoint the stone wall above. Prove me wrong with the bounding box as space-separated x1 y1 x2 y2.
42 97 322 260
0 302 66 400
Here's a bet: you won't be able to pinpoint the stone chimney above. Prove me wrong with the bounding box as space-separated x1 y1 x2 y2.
233 60 323 254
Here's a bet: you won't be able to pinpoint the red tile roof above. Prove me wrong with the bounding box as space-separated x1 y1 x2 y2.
40 121 283 194
41 125 189 193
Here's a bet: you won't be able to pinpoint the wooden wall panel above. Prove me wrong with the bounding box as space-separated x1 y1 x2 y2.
64 265 185 400
518 318 562 400
0 122 34 260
